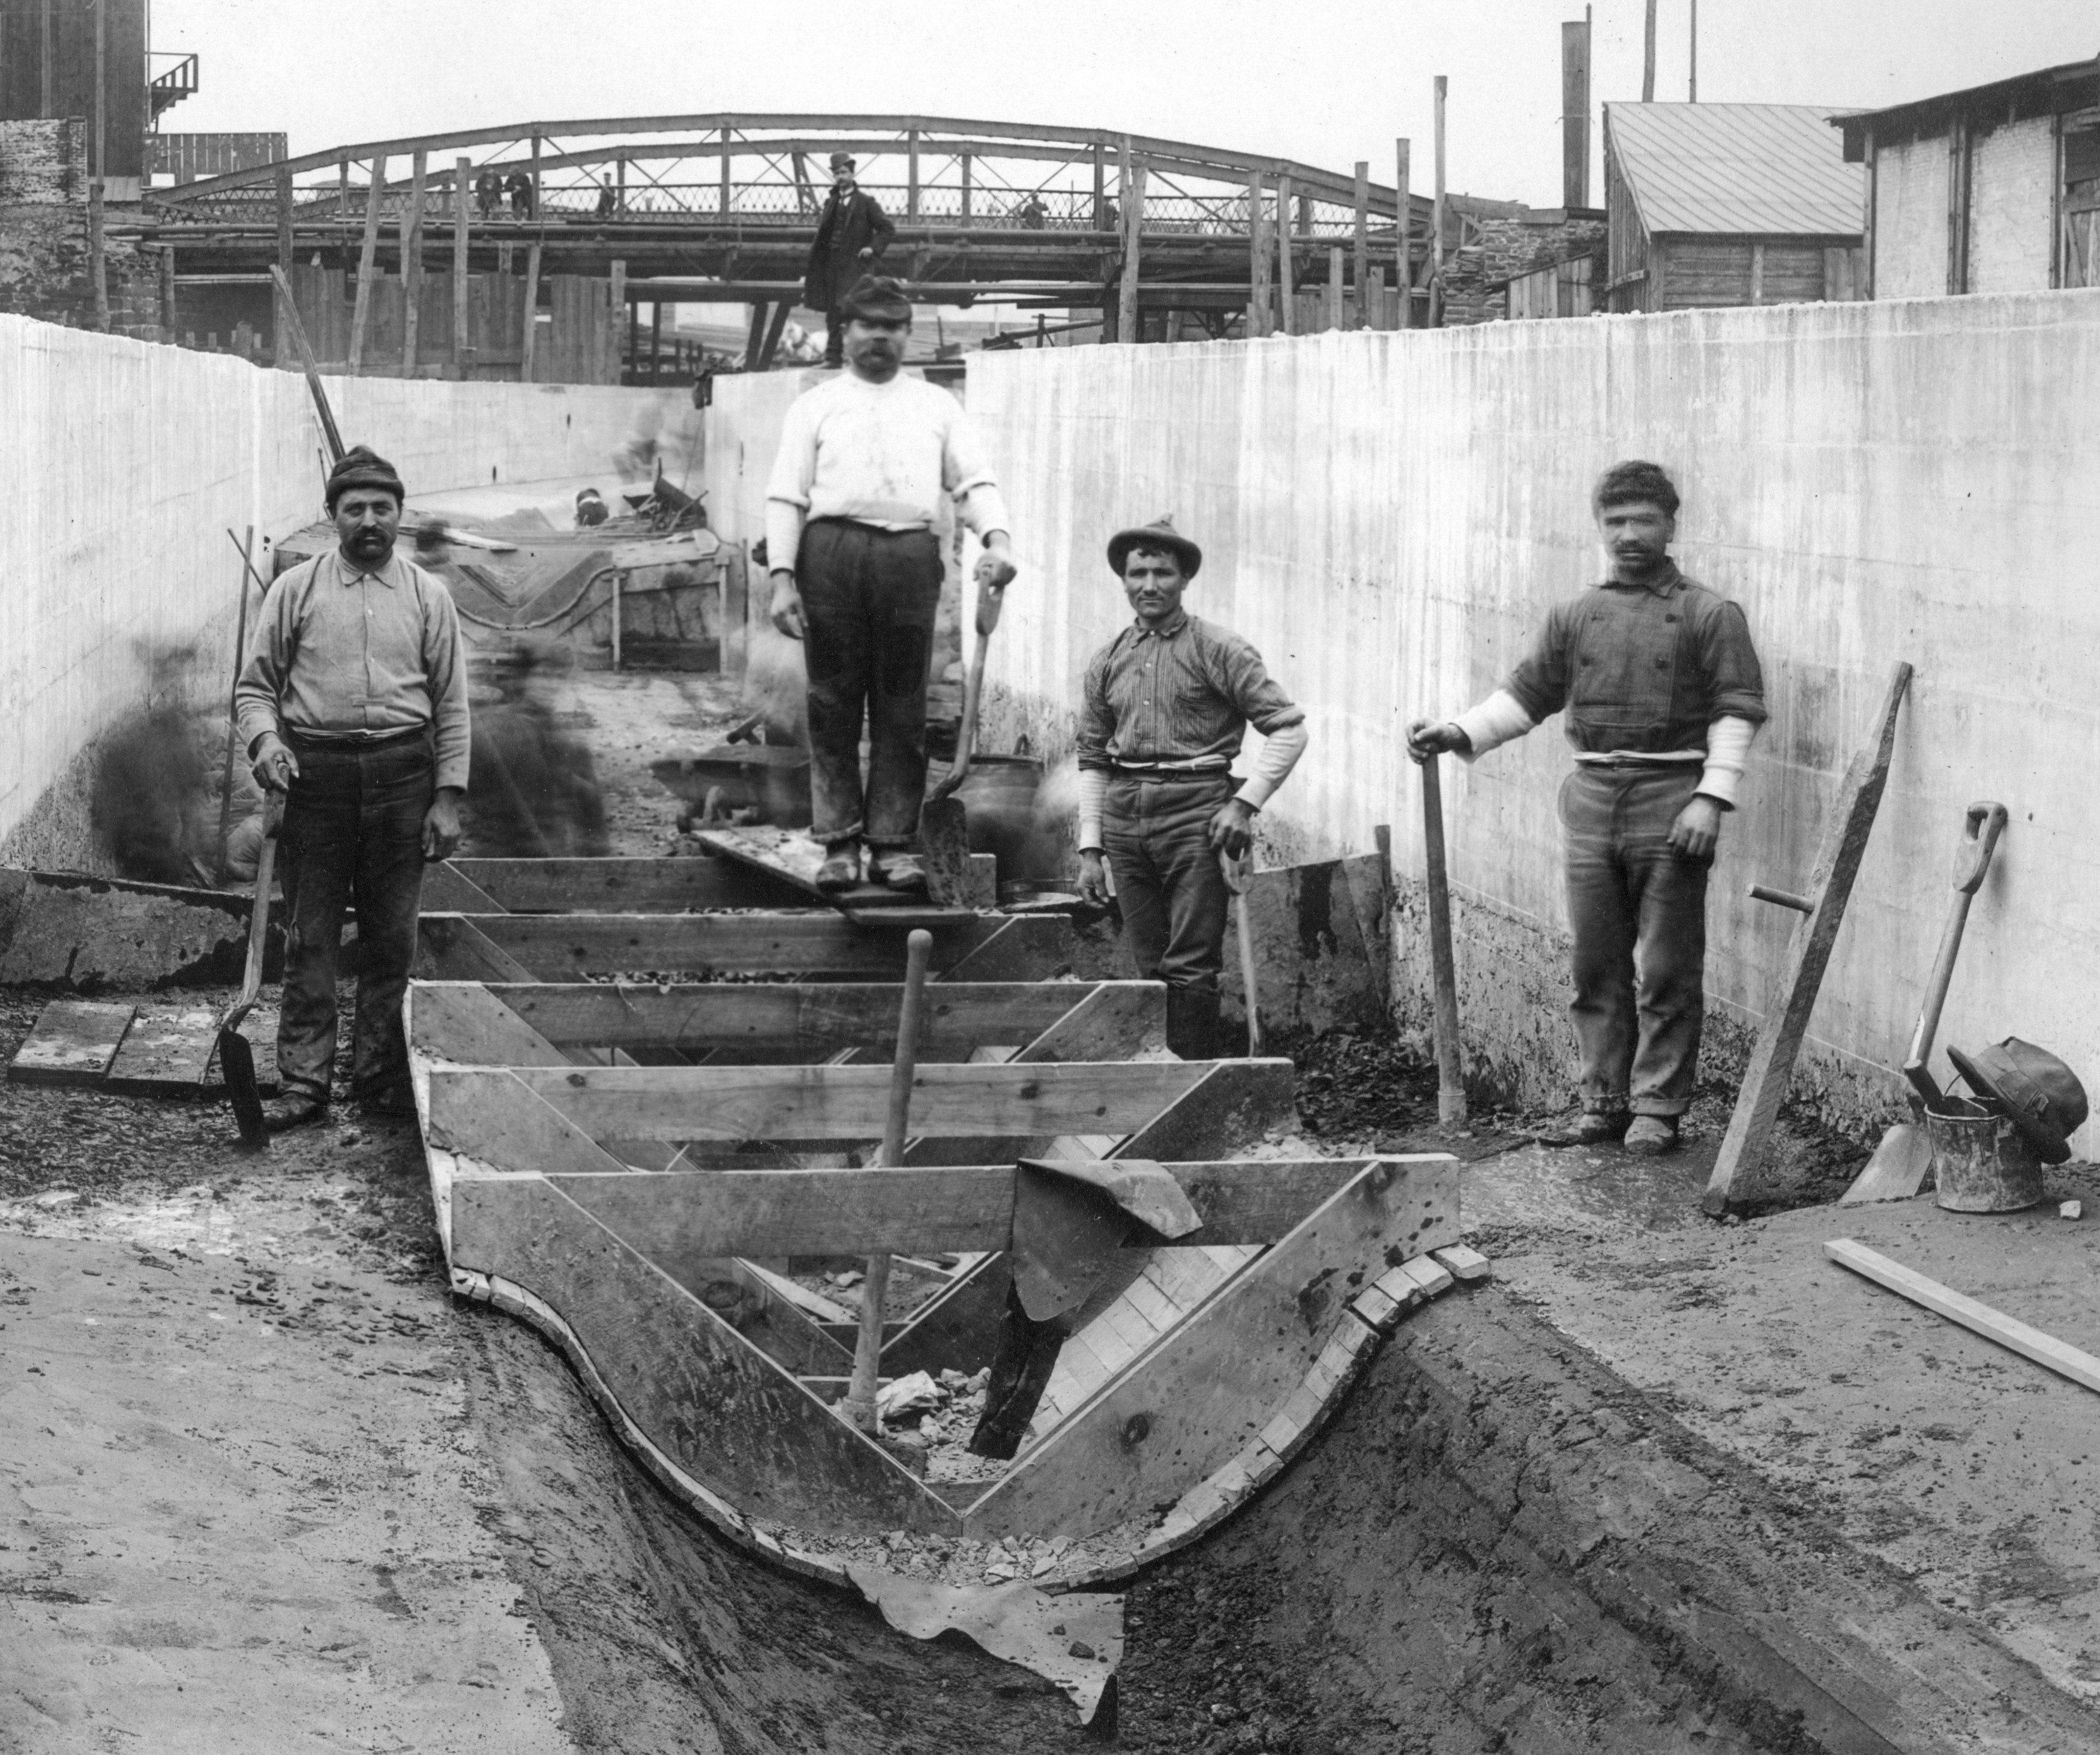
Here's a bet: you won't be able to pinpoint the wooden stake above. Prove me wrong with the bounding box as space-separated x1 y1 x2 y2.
1420 755 1466 1126
452 156 472 374
1432 79 1447 326
844 929 934 1432
1327 245 1345 329
269 264 344 464
1275 173 1295 335
1703 662 1913 1215
402 150 427 374
1394 139 1412 329
216 526 256 881
349 152 386 374
273 164 295 367
520 241 542 381
1352 160 1370 328
1247 170 1270 338
1117 138 1141 345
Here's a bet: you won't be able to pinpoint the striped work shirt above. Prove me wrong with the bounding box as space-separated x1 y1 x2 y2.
1076 611 1303 773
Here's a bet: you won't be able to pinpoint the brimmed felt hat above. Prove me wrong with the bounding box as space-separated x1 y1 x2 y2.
1107 516 1202 579
1947 1037 2089 1165
838 274 912 323
326 445 404 509
829 151 856 172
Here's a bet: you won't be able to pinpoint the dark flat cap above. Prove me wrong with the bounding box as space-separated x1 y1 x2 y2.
326 445 405 509
1107 516 1202 579
839 274 913 324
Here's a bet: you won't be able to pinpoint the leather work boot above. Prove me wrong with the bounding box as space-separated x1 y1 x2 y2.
1575 1109 1633 1145
1624 1115 1681 1156
1164 988 1222 1061
815 844 860 892
868 851 927 893
263 1093 328 1133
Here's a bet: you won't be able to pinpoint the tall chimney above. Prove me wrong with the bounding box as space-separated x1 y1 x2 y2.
1562 16 1591 208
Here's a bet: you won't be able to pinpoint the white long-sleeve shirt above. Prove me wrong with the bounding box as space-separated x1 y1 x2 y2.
763 371 1012 571
1452 688 1759 806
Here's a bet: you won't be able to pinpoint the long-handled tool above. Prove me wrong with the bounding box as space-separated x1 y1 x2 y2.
215 526 257 882
1221 851 1262 1057
842 928 935 1433
269 264 347 467
1420 753 1467 1126
1841 801 2007 1204
920 577 1006 907
215 792 284 1150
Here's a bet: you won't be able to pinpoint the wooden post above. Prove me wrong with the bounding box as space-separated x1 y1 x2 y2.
349 152 386 373
1563 17 1592 208
1395 139 1412 329
1352 160 1370 328
719 125 731 217
1370 263 1389 331
157 246 176 342
610 259 626 379
452 156 472 374
652 302 663 376
1247 171 1270 337
610 571 622 671
338 156 350 222
907 127 920 220
1324 246 1343 329
273 164 296 366
1118 145 1144 345
402 150 427 373
1275 173 1295 334
520 241 542 380
1643 0 1657 101
529 133 542 220
961 152 972 222
1421 757 1466 1126
89 0 107 332
1432 80 1447 326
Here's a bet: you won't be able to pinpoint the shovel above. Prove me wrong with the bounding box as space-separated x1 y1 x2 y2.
920 576 1006 907
1221 851 1263 1056
215 792 284 1150
1841 800 2007 1204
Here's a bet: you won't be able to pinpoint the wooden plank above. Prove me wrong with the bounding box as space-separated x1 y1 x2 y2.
539 1158 1372 1259
478 980 1156 1062
424 911 1063 981
348 151 386 373
407 983 572 1068
419 863 506 913
937 917 1073 983
520 241 542 380
104 1007 220 1097
401 149 427 370
427 1067 636 1175
8 1000 134 1087
473 1058 1240 1145
960 1155 1461 1538
455 1175 958 1535
452 155 472 371
1825 1240 2100 1396
446 855 803 913
1704 662 1913 1215
690 826 979 922
878 1253 1012 1375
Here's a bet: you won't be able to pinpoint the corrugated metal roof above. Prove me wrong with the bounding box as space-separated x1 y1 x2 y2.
1606 103 1866 238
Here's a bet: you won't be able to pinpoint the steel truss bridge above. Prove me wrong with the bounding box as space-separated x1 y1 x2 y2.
148 113 1501 334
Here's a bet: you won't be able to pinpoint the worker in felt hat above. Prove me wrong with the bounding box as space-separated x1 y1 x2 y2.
805 151 896 369
765 276 1018 892
1947 1039 2089 1164
1074 518 1310 1059
235 445 469 1129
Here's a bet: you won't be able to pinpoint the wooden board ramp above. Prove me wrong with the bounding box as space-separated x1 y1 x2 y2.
426 854 813 914
690 825 997 924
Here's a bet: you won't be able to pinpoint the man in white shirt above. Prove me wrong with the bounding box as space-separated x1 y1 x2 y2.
1406 461 1766 1154
765 276 1016 891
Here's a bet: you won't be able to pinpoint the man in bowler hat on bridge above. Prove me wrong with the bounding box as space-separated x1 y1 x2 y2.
805 152 897 369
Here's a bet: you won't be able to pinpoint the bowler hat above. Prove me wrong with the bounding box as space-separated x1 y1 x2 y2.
838 274 913 323
1108 517 1202 580
829 151 856 172
1946 1037 2089 1165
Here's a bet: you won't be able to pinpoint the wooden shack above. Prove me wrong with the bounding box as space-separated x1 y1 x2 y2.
1602 103 1867 314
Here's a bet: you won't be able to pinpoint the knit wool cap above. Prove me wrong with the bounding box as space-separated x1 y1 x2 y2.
326 445 406 511
838 275 913 324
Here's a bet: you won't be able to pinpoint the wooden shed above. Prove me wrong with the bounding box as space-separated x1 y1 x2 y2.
1603 103 1867 314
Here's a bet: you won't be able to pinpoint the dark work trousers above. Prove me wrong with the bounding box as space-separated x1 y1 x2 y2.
275 730 434 1106
799 519 943 851
1102 771 1232 1060
1559 764 1709 1117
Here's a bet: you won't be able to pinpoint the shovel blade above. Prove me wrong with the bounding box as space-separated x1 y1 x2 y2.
1838 1123 1933 1205
217 1027 269 1152
919 797 976 910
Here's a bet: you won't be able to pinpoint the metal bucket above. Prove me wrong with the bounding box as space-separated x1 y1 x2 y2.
1926 1096 2045 1213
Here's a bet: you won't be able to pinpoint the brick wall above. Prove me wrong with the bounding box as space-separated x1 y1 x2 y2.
1968 115 2056 293
1439 211 1607 325
0 118 160 338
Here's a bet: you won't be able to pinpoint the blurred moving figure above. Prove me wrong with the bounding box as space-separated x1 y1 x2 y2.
464 639 610 859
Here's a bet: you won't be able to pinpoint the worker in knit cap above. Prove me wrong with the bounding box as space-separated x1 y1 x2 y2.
235 445 470 1130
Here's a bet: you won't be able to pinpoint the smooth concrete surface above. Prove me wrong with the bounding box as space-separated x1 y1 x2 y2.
961 290 2100 1141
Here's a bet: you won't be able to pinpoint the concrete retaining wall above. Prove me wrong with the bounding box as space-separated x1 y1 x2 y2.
965 290 2100 1145
0 313 690 868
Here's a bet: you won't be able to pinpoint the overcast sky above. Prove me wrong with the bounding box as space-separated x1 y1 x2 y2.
157 1 2095 209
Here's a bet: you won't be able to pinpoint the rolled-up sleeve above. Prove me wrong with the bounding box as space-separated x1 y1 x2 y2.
763 395 820 572
422 578 472 791
1215 635 1304 736
1697 598 1767 725
940 405 1012 539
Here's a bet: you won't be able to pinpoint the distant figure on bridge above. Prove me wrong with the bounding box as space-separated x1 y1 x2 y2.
1017 193 1048 230
805 152 896 370
764 277 1017 894
474 169 500 221
505 171 534 219
595 176 617 217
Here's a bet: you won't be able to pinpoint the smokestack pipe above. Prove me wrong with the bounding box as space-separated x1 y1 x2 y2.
1562 15 1591 209
1690 0 1699 101
1643 0 1658 101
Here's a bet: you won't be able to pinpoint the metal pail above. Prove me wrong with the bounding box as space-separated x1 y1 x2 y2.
1926 1096 2045 1213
